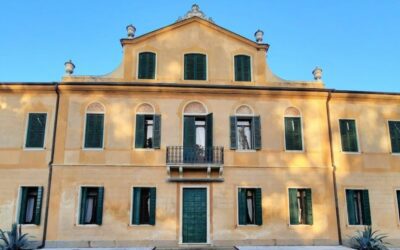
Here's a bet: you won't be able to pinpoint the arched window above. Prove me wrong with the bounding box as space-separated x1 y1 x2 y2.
184 53 207 80
138 52 156 79
234 55 251 82
135 103 161 149
284 107 303 151
84 102 105 149
230 105 261 150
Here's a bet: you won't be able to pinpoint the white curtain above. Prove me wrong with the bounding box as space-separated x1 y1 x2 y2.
85 197 94 223
196 127 205 148
25 197 35 222
247 196 253 222
238 127 251 150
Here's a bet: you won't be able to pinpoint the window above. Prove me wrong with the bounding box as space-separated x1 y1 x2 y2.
138 52 156 79
389 121 400 153
18 187 43 225
132 187 156 225
396 191 400 221
284 117 303 151
25 113 47 148
230 116 261 150
184 53 206 80
339 119 359 152
238 188 262 225
234 55 251 81
135 114 161 149
79 187 104 225
288 188 313 225
346 189 371 225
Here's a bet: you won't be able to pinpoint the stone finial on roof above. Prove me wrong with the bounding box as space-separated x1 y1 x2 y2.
64 60 75 75
254 29 264 43
177 4 214 23
312 66 323 81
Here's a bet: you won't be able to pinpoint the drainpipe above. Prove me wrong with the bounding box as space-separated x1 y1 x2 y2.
326 90 342 245
38 82 60 248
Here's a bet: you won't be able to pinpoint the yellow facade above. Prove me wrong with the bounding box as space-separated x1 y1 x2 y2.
1 7 400 248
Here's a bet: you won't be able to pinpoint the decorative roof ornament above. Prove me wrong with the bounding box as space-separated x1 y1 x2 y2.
126 24 136 38
64 60 75 75
254 29 264 43
312 66 323 82
177 4 214 23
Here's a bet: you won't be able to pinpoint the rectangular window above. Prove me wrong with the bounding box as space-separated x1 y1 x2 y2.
135 114 161 149
18 187 43 225
339 119 359 152
138 52 156 79
230 116 261 150
132 187 156 225
397 190 400 221
234 55 251 81
238 188 262 225
346 189 371 225
79 187 104 225
288 188 313 225
25 113 47 148
184 53 206 80
389 121 400 153
284 117 303 151
237 119 252 150
84 113 104 149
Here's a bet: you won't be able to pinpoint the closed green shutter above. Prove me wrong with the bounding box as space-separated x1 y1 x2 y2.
238 188 247 225
138 52 156 79
84 114 104 148
19 188 28 224
234 55 251 81
346 190 356 225
184 54 206 80
285 117 302 151
34 187 43 225
289 188 299 225
132 188 141 225
184 54 194 80
252 116 261 150
26 113 47 148
183 116 196 162
96 187 104 225
397 191 400 220
206 113 213 162
196 54 206 80
255 188 263 226
389 121 400 153
135 115 145 148
305 189 313 225
79 187 88 224
230 116 237 150
362 190 371 225
149 188 156 225
340 120 358 152
153 115 161 149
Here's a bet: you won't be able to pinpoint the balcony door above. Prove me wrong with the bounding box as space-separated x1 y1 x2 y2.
183 113 213 163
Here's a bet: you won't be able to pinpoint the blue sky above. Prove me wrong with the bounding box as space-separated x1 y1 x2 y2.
0 0 399 92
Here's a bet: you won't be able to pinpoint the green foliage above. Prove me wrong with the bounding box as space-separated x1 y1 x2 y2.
0 223 32 250
350 226 389 250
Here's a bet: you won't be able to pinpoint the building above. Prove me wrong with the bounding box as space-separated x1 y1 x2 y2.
1 4 400 248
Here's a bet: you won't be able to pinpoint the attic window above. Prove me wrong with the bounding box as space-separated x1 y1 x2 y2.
138 52 156 79
184 53 206 81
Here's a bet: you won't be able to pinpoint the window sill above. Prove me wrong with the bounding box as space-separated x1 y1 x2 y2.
20 224 39 227
235 150 256 153
82 148 104 151
23 147 46 151
284 149 305 153
391 153 400 156
288 224 313 228
341 151 361 155
129 224 155 227
236 224 260 227
75 224 101 227
346 224 370 228
133 148 156 151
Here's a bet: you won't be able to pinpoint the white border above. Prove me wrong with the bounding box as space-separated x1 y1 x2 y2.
236 186 262 227
387 120 400 155
338 119 361 154
136 51 157 80
182 53 208 81
286 187 313 227
234 115 256 152
76 185 103 227
82 103 106 150
343 187 370 227
283 109 305 152
179 185 210 245
23 112 48 150
232 54 253 82
129 185 157 226
15 185 41 227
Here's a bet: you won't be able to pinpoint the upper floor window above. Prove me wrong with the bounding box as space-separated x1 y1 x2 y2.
138 52 156 79
79 186 104 225
388 121 400 153
288 188 313 225
135 103 161 149
230 105 261 150
18 186 43 225
25 113 47 148
84 102 105 149
234 55 251 81
339 119 359 152
184 53 206 80
346 189 371 226
284 107 303 151
238 188 262 225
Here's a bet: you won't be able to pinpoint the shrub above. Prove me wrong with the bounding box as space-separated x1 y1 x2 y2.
349 226 389 250
0 223 32 250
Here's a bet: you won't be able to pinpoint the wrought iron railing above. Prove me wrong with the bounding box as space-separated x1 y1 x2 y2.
166 146 224 165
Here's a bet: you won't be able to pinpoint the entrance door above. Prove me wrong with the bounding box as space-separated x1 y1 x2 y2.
182 188 208 243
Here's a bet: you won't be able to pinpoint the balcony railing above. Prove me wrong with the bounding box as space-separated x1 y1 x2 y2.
166 146 224 165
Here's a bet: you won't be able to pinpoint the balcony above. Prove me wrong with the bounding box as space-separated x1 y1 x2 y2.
166 146 224 182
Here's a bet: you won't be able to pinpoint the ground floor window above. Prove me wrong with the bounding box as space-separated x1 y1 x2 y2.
132 187 156 225
289 188 313 225
238 188 262 225
19 186 43 225
79 187 104 225
346 189 371 225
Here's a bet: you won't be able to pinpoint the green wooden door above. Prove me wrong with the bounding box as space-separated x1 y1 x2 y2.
182 188 207 243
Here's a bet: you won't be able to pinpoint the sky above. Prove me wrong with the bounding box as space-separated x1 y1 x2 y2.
0 0 399 92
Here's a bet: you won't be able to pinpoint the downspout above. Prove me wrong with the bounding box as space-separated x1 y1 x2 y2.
326 90 342 245
38 82 60 248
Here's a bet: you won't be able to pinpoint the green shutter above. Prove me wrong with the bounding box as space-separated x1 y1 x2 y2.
19 188 28 224
25 113 47 148
230 116 237 150
34 187 43 225
149 188 156 225
252 116 261 150
184 54 206 80
362 190 371 225
183 116 196 162
96 187 104 225
84 114 104 148
234 55 251 81
340 120 358 152
184 54 194 80
255 188 263 226
346 190 356 225
197 54 206 80
285 117 302 151
132 188 141 225
305 189 313 225
153 115 161 149
138 52 156 79
389 121 400 153
238 188 247 225
206 113 213 163
289 188 299 225
135 115 145 148
79 187 88 224
397 191 400 220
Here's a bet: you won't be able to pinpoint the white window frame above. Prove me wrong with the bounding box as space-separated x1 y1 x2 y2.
236 186 262 227
15 186 41 227
286 187 313 227
136 51 158 80
344 187 370 227
82 104 105 151
283 112 305 152
23 112 48 150
129 185 157 227
338 118 361 154
76 185 103 227
387 120 400 155
182 53 208 82
232 54 253 82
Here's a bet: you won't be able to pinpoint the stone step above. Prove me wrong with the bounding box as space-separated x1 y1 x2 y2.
155 247 235 250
